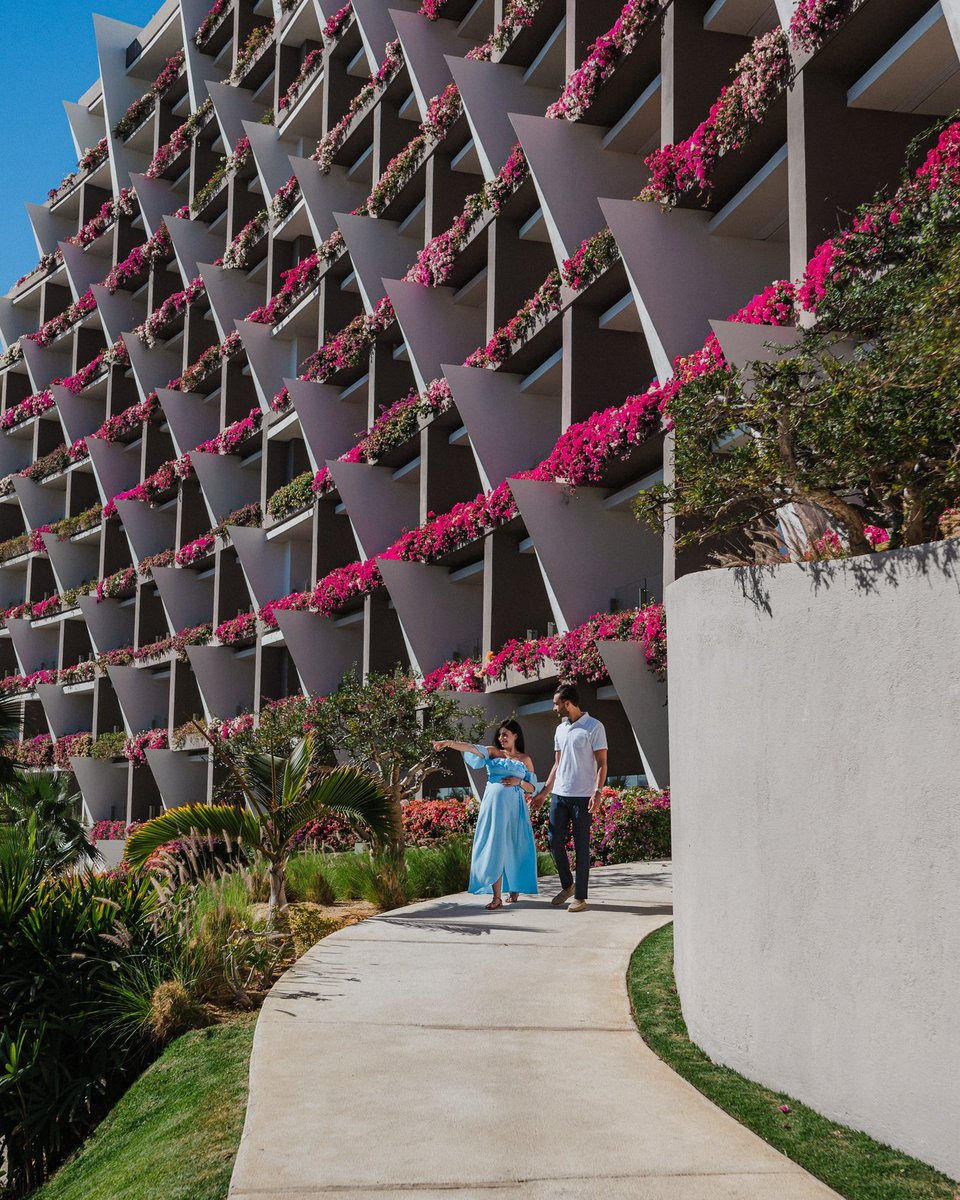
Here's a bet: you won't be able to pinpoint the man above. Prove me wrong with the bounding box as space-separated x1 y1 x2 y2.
531 683 607 912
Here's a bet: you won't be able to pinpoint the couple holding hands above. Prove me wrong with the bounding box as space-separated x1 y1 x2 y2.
433 683 607 912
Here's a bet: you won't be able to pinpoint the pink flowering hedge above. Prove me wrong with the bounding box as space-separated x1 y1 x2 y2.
530 786 671 865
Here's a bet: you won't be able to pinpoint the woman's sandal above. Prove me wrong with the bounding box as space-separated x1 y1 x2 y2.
485 897 503 909
506 892 520 904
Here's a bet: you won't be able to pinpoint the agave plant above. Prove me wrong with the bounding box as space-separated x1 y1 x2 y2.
125 733 393 920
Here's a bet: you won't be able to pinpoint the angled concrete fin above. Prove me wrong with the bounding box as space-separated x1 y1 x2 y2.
601 199 789 383
291 159 368 245
156 388 221 458
51 386 106 446
191 450 261 526
389 10 472 120
151 565 215 631
5 618 61 675
107 664 170 734
179 0 229 111
36 683 93 739
336 214 419 314
274 610 361 695
198 262 265 343
446 56 555 181
145 748 210 809
207 81 268 152
91 285 147 346
327 459 420 560
59 241 112 301
165 215 225 286
71 758 130 823
287 378 363 471
709 320 801 374
228 526 292 608
242 120 299 201
0 299 38 349
115 498 177 563
0 431 33 478
351 0 418 72
42 532 100 592
598 639 669 789
11 477 66 529
92 13 154 195
508 477 663 630
129 174 186 240
78 595 137 653
20 333 72 393
123 329 183 401
25 202 74 258
508 115 646 265
235 319 298 412
186 644 257 719
376 556 483 675
87 436 144 503
442 364 560 490
63 101 106 161
382 279 485 394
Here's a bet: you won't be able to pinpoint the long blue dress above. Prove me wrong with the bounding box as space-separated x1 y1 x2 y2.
463 746 539 896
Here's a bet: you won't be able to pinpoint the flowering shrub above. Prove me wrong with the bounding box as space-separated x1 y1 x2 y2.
175 533 216 567
789 0 861 54
102 455 193 518
560 228 620 291
311 40 404 174
222 208 270 268
267 472 314 521
214 611 259 645
247 230 345 325
641 29 791 207
197 407 262 455
113 50 185 140
145 99 213 179
67 189 137 249
134 277 205 348
530 786 670 865
1 390 55 431
228 22 275 85
90 820 136 842
466 0 543 62
464 270 562 367
123 729 169 764
26 290 97 348
401 797 476 844
47 138 109 203
279 47 324 112
195 0 231 47
93 393 161 444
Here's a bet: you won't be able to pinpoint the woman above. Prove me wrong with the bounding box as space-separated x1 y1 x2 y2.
433 720 539 909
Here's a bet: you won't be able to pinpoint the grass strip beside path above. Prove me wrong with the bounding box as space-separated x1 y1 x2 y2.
628 924 958 1200
35 1016 256 1200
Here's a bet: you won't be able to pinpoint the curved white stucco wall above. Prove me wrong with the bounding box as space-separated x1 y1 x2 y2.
667 543 960 1179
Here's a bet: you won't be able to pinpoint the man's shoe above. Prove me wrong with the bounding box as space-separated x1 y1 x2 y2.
551 885 574 907
568 898 588 912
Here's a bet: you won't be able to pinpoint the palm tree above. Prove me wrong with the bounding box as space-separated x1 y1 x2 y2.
1 771 100 875
125 733 394 920
0 693 25 789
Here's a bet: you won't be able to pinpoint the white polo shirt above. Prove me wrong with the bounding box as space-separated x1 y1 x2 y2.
553 712 607 797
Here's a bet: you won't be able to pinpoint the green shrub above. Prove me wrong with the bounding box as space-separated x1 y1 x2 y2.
287 905 341 957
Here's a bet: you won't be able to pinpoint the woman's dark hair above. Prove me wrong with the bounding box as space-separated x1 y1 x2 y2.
496 719 525 754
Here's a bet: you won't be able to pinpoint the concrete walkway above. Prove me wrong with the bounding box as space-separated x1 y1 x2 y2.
229 862 840 1199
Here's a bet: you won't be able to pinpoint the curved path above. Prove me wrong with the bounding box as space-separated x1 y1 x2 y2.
230 862 839 1199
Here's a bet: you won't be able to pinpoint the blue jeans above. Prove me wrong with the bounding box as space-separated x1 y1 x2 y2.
549 795 591 900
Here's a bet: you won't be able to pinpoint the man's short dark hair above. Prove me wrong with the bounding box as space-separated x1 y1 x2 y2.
554 682 580 707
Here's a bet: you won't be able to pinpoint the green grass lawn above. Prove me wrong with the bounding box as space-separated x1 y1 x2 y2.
629 923 959 1200
34 1016 256 1200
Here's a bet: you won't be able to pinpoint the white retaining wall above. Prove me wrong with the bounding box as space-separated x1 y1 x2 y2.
667 542 960 1179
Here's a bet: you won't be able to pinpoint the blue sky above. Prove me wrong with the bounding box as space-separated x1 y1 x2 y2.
0 0 162 294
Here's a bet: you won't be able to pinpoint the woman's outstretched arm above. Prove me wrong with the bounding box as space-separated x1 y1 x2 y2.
433 739 489 755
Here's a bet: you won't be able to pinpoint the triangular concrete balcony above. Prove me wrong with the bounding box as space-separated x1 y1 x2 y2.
198 263 265 344
242 120 300 203
0 430 37 479
191 450 261 527
508 116 647 267
115 498 177 563
286 378 364 473
72 757 130 823
42 531 100 593
11 477 66 530
156 388 221 459
186 644 257 719
129 174 186 241
381 279 485 395
600 198 789 383
87 437 144 506
145 747 210 809
0 299 38 349
228 526 296 609
52 386 107 447
442 364 560 491
20 337 73 394
179 0 229 112
63 101 106 163
351 0 418 72
376 556 484 676
207 81 269 153
123 331 183 402
59 241 113 302
709 320 801 374
165 216 226 288
107 664 171 735
274 609 364 696
78 595 136 653
25 202 74 258
90 285 147 347
326 460 420 560
235 320 298 413
446 56 555 181
36 683 93 740
389 9 473 119
151 565 215 633
92 14 152 194
508 477 663 631
598 640 669 790
336 214 421 315
5 617 60 676
291 159 368 247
